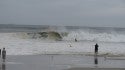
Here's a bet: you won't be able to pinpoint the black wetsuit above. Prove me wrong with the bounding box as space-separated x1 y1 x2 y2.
75 38 77 42
0 49 1 56
95 44 99 53
2 49 6 60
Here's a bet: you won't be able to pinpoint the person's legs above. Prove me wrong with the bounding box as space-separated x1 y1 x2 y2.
2 55 6 62
95 49 98 54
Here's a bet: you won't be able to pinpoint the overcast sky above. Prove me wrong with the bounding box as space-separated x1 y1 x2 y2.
0 0 125 27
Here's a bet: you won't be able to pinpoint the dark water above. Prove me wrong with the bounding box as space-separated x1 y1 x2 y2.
0 24 49 32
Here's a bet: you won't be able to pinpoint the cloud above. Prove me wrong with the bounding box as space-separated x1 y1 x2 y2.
0 0 125 27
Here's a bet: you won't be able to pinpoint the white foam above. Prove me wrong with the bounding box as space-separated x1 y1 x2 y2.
63 30 125 42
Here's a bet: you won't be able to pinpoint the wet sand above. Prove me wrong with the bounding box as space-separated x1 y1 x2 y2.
65 68 125 70
1 55 125 70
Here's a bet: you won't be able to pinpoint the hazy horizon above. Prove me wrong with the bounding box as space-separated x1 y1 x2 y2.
0 0 125 27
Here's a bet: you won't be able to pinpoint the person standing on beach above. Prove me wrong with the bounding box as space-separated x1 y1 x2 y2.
2 48 6 62
0 49 1 56
95 43 99 54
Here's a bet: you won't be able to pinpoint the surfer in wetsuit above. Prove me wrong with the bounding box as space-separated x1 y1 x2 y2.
75 38 77 42
2 48 6 62
95 43 99 54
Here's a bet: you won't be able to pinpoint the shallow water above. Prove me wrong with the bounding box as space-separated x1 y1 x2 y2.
1 55 125 70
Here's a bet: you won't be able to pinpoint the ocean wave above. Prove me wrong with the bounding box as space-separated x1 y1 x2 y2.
15 29 125 43
1 33 125 55
63 30 125 42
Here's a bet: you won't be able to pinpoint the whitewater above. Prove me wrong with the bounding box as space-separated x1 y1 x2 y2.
0 25 125 56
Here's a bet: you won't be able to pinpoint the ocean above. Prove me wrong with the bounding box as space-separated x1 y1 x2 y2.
0 24 125 55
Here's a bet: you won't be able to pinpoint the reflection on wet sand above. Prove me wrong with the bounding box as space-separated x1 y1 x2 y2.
94 54 98 68
94 55 98 64
5 55 125 70
64 68 125 70
0 62 6 70
0 58 6 70
2 62 6 70
65 54 125 70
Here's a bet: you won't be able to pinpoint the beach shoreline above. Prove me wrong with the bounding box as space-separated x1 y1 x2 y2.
1 54 124 70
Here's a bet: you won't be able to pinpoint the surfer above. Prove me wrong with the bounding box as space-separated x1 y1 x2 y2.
75 38 77 42
2 48 6 62
95 43 99 54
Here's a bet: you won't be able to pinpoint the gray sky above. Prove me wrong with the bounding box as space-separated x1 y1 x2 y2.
0 0 125 27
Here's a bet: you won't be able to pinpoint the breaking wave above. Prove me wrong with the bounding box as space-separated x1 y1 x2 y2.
22 29 125 43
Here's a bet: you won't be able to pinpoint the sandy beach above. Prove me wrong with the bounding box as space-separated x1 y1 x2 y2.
0 54 124 70
65 68 125 70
